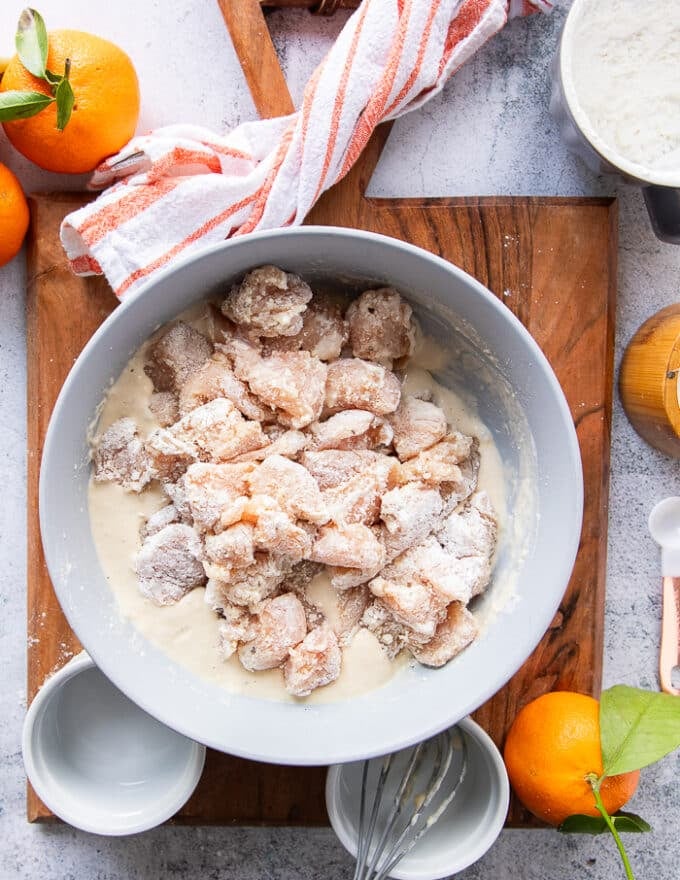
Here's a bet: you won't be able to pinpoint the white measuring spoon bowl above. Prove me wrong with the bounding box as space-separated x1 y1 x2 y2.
23 652 206 834
649 496 680 576
648 497 680 696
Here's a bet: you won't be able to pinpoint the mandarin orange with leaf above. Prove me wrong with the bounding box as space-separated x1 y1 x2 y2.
503 691 640 826
1 29 139 174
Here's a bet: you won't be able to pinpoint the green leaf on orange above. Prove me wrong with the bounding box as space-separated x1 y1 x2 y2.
16 8 49 79
559 812 651 835
600 686 680 776
611 812 652 833
0 88 53 121
559 814 609 835
55 75 74 130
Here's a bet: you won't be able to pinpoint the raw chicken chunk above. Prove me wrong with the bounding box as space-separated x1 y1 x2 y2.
384 535 474 605
360 600 429 660
140 503 181 540
328 565 379 590
381 494 496 605
204 523 256 573
171 398 268 463
435 492 497 598
135 524 205 605
251 502 314 562
379 482 444 559
204 577 231 613
216 331 263 366
325 358 401 415
280 566 326 629
401 432 473 486
218 553 294 607
322 459 396 526
308 410 393 452
238 593 307 671
217 605 258 659
145 322 212 392
283 559 324 592
264 295 349 361
246 455 329 525
437 492 496 555
301 449 389 491
310 522 386 574
283 623 342 696
234 348 327 429
148 391 179 428
232 429 307 463
322 473 383 526
93 417 152 492
388 396 447 461
411 603 478 667
222 265 312 338
161 475 193 523
369 574 446 639
146 427 196 482
179 350 273 422
440 442 480 514
184 461 253 532
346 288 416 366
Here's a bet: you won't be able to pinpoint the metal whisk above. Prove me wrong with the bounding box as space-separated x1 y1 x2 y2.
352 727 468 880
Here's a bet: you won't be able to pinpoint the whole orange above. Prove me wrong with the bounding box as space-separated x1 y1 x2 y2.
1 30 139 174
0 162 29 267
503 691 640 826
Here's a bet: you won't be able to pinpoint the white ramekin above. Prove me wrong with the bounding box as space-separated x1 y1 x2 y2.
326 717 510 880
23 652 206 835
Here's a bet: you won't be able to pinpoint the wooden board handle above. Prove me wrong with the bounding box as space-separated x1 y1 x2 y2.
217 0 295 118
216 0 388 196
660 575 680 696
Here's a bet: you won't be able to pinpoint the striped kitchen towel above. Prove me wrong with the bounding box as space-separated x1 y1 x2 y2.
60 0 553 299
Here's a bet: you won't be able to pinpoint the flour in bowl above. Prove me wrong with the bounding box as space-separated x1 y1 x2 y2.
563 0 680 184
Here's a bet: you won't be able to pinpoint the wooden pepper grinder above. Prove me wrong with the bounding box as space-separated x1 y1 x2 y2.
620 304 680 457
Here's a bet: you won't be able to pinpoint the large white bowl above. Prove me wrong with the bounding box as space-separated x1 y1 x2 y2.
40 227 583 766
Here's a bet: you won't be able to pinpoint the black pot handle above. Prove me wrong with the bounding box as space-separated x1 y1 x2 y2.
643 186 680 245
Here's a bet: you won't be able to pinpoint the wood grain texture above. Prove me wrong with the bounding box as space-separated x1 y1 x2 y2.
26 193 119 821
26 190 616 826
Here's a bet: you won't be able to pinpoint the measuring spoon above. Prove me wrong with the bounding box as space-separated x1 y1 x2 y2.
648 497 680 696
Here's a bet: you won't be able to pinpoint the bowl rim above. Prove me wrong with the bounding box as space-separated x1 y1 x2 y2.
22 653 206 835
39 226 584 765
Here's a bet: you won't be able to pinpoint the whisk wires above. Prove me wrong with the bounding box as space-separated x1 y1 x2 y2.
352 727 468 880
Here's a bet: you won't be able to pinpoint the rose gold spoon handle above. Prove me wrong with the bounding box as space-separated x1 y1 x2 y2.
660 576 680 696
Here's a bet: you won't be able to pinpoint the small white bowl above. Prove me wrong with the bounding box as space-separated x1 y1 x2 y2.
23 653 206 835
326 717 509 880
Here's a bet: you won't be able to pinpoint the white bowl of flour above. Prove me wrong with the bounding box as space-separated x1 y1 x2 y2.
552 0 680 243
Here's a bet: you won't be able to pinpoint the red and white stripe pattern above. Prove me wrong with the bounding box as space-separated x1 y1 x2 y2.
61 0 552 299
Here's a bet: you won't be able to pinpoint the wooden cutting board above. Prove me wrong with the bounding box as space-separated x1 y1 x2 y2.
25 0 617 827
